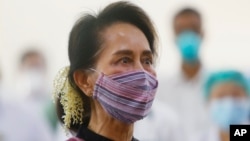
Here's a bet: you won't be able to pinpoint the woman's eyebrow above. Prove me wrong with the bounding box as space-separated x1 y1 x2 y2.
142 50 153 56
112 49 152 57
112 50 133 56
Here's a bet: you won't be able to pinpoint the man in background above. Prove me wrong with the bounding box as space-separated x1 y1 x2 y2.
15 50 48 100
15 49 59 138
0 66 53 141
158 8 210 140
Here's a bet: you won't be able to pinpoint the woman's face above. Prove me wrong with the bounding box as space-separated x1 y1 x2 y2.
209 82 247 101
94 22 156 76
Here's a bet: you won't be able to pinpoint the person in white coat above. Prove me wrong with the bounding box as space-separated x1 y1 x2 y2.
134 99 181 141
193 70 250 141
0 69 53 141
158 8 209 140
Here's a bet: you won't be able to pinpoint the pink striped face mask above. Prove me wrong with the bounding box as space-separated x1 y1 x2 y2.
90 69 158 123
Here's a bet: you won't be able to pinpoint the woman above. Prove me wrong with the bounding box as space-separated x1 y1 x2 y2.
193 70 250 141
53 1 158 141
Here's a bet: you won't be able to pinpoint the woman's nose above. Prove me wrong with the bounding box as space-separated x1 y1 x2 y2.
133 61 144 71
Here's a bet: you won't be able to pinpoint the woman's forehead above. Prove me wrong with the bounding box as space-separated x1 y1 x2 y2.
99 22 151 54
101 22 147 41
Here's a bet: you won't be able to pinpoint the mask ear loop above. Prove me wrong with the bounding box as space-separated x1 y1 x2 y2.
89 68 97 72
88 68 106 76
87 68 101 97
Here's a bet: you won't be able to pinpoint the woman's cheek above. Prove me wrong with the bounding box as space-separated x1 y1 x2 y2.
143 65 156 77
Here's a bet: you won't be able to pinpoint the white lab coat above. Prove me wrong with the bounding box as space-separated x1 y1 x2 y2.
134 99 181 141
192 121 250 141
0 100 53 141
191 125 221 141
157 69 210 141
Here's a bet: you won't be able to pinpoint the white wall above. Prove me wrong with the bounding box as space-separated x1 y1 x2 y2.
1 0 250 90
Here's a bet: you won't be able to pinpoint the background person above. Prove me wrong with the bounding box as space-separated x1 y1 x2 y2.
14 49 58 139
0 68 53 141
193 70 250 141
158 7 210 140
134 99 181 141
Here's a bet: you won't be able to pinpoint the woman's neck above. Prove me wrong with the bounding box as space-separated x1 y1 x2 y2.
88 100 134 141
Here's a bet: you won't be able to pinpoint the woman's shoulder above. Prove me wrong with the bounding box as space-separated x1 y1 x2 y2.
67 137 84 141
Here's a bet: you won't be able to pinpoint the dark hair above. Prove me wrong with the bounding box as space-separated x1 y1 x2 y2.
56 1 157 132
173 7 201 25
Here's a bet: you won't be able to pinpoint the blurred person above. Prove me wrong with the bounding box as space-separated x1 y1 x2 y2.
54 1 159 141
16 49 48 100
0 69 2 97
193 70 250 141
158 7 209 140
0 68 53 141
0 69 4 101
14 49 58 139
134 99 181 141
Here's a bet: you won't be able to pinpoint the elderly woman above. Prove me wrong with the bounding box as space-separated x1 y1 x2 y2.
53 1 158 141
193 70 250 141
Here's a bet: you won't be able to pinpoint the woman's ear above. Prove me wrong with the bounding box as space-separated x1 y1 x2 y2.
73 70 94 97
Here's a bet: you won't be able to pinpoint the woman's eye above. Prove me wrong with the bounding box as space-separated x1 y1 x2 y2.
119 57 131 64
143 58 153 65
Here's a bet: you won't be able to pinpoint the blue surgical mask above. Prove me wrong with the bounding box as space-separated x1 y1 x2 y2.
209 97 250 132
176 30 202 63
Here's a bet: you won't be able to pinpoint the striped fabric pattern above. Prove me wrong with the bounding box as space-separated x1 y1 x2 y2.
93 70 158 123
